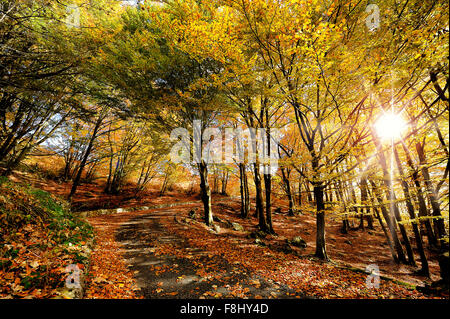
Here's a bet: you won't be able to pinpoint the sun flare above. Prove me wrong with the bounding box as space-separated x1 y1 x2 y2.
374 112 407 140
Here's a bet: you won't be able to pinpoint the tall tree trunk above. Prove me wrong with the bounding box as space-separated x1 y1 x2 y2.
401 141 437 248
244 166 250 217
3 144 31 175
372 204 399 263
372 132 415 265
263 109 274 233
63 149 74 181
314 183 328 260
239 163 249 218
254 162 268 232
105 129 114 193
221 170 228 195
212 171 219 194
264 170 274 233
297 181 302 207
160 172 169 195
336 179 349 234
281 167 294 215
359 177 374 230
365 179 398 262
68 114 103 200
415 140 449 282
346 177 359 227
415 141 447 244
370 180 406 263
394 146 429 276
305 182 313 203
199 161 213 226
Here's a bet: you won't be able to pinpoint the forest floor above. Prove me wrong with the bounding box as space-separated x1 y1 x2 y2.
83 201 432 299
8 170 446 298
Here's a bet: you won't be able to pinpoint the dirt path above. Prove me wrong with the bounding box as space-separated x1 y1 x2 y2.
84 198 433 299
115 205 308 299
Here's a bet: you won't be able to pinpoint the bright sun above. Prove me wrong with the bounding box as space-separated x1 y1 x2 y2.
374 112 407 140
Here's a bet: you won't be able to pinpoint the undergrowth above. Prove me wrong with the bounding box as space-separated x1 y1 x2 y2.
0 177 93 298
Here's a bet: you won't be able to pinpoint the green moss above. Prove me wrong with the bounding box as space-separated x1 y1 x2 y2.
29 188 66 217
0 179 94 294
0 179 93 246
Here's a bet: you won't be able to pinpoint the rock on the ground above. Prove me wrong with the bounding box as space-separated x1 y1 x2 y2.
188 209 197 219
212 224 221 233
231 222 244 231
255 238 266 246
271 242 294 254
288 236 307 248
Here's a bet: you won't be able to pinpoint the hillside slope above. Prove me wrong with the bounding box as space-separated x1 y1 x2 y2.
0 177 93 298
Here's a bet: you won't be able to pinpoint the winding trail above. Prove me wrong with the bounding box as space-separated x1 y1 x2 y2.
84 198 429 299
114 204 307 299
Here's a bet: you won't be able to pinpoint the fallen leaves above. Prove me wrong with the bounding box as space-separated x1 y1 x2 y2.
0 223 90 299
79 197 441 300
153 201 430 299
0 180 94 299
83 213 142 299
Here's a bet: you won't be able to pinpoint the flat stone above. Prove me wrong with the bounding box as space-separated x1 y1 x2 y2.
231 222 244 231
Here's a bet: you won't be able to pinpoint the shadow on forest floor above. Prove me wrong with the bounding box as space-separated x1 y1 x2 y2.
9 169 445 297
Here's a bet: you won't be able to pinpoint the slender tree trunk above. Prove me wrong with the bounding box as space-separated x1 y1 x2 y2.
212 171 219 194
373 205 399 263
324 188 330 203
415 140 449 281
221 170 228 195
244 166 250 217
401 142 437 247
347 178 359 227
69 115 103 200
4 144 31 175
264 170 274 233
63 149 74 181
394 146 429 276
105 129 114 193
239 163 249 218
297 182 302 207
415 141 447 244
199 161 213 226
372 132 415 265
239 164 245 216
370 180 406 263
160 172 169 195
334 174 349 234
263 109 274 233
365 179 398 261
386 188 416 265
281 167 294 215
254 162 268 232
359 177 374 230
314 183 328 260
305 182 313 203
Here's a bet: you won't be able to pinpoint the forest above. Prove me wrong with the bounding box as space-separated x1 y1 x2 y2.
0 0 449 300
